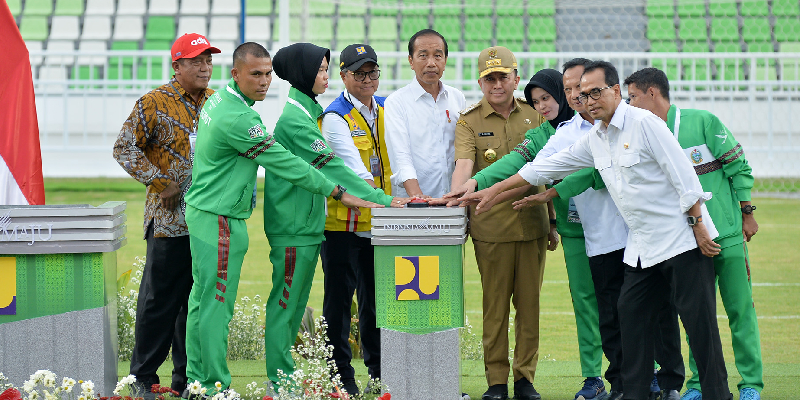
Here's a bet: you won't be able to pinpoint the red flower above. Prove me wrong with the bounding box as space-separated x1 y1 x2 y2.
169 389 180 396
379 394 391 400
262 397 273 400
151 385 161 392
100 397 110 400
0 388 22 400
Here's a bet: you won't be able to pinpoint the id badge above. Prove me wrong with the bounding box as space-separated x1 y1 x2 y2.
567 198 581 223
189 131 197 154
369 155 381 177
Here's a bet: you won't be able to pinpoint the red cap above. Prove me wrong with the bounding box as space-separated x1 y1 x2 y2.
171 33 221 61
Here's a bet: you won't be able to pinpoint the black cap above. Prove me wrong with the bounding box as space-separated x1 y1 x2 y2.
339 44 379 71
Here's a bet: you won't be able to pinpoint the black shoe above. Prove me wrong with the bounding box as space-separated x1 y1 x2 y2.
132 379 157 400
482 384 509 400
660 390 680 400
341 378 360 397
607 391 624 400
513 378 541 400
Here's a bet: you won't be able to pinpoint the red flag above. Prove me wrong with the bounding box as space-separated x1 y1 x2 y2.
0 1 45 205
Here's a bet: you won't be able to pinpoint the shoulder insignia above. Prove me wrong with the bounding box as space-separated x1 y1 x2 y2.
517 96 527 102
248 124 265 138
310 139 328 152
461 102 480 115
456 119 468 127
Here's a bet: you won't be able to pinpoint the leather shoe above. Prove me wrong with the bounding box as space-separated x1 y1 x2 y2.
513 378 541 400
661 389 680 400
607 391 624 400
482 384 508 400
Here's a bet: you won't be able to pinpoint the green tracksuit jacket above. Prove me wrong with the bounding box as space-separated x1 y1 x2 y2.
263 87 394 247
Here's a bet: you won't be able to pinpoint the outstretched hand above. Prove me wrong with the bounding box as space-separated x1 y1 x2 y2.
457 184 502 215
434 179 478 207
512 187 558 210
340 192 384 216
390 197 413 208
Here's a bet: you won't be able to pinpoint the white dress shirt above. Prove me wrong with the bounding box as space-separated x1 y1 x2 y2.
320 90 376 181
519 101 717 268
384 78 466 198
536 113 629 257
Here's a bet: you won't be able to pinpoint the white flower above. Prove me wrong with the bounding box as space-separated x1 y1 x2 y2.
43 390 57 400
120 375 136 386
212 393 225 400
188 381 203 395
23 380 36 393
199 387 208 395
61 377 76 392
28 391 40 400
214 382 222 390
78 395 87 400
80 381 95 396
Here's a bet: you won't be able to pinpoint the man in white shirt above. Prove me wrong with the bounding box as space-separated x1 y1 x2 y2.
460 61 731 400
384 28 466 198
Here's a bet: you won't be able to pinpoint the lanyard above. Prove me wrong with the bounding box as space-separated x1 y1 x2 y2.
169 81 201 132
672 107 681 140
346 92 377 135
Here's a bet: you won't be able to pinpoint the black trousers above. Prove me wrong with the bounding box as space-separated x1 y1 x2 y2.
321 231 380 381
618 248 731 400
130 223 194 391
590 249 686 393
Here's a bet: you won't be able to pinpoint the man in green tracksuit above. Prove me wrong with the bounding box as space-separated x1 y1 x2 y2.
264 43 401 386
184 42 377 392
624 68 762 400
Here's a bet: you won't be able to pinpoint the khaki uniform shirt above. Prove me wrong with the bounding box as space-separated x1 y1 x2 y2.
454 97 549 243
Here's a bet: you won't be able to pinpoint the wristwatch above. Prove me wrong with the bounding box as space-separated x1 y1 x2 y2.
741 205 756 214
687 215 703 226
332 185 347 201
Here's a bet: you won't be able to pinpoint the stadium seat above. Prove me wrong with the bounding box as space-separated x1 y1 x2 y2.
371 16 399 41
650 40 678 52
465 41 487 52
773 0 800 17
8 0 21 16
44 40 76 65
209 16 239 41
369 40 397 51
85 0 115 15
77 40 108 65
38 66 69 93
496 0 523 16
212 0 242 15
710 17 739 42
708 1 737 17
465 16 493 41
774 18 800 42
497 16 523 40
370 0 399 16
307 0 335 15
742 18 772 42
49 16 80 40
54 0 84 16
679 17 707 41
779 42 800 80
714 40 742 52
149 0 178 15
713 41 744 81
646 0 674 17
212 40 237 55
245 0 272 15
271 19 303 42
337 17 367 42
528 41 556 52
307 17 333 42
177 16 209 36
180 0 210 15
746 44 777 81
649 41 681 81
106 63 133 88
682 40 711 80
465 0 492 16
19 16 49 41
27 41 44 66
746 41 774 52
110 40 139 70
527 0 554 16
71 65 101 88
677 0 706 17
528 16 556 42
82 16 112 40
433 0 461 16
647 17 677 40
245 16 270 42
23 0 53 16
139 41 171 81
740 1 769 17
146 16 176 41
403 0 430 16
433 17 460 42
496 40 523 52
117 0 146 15
401 16 430 40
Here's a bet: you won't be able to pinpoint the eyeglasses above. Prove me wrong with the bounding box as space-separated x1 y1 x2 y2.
578 85 613 103
349 69 381 81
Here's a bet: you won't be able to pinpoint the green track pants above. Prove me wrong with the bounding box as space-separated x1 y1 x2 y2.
264 244 321 384
686 242 763 392
561 236 604 378
185 206 249 390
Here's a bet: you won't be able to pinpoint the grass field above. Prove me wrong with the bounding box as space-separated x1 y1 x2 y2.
45 178 800 399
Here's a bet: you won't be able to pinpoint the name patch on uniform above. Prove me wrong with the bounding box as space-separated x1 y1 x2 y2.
478 132 494 137
351 129 368 137
311 139 328 152
248 124 264 138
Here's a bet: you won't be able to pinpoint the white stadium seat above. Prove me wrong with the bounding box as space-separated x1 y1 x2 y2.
180 0 210 15
26 40 44 66
209 16 239 41
177 16 209 36
44 40 76 65
77 40 108 65
211 0 241 15
245 16 270 42
37 66 69 93
81 16 112 40
84 0 114 15
117 0 146 15
148 0 178 15
49 16 80 40
212 40 237 56
113 16 144 40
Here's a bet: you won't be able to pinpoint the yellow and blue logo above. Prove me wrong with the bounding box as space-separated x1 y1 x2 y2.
0 257 17 315
356 46 367 55
395 256 439 300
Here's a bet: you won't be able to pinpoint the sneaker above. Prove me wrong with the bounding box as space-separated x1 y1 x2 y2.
661 389 680 400
739 388 760 400
680 388 702 400
482 384 508 400
513 378 541 400
575 377 607 400
341 378 360 397
649 372 661 400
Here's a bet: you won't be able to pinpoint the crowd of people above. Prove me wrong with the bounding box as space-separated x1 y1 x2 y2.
112 27 763 400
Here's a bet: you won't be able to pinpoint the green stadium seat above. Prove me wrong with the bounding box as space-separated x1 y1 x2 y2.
496 0 523 16
370 0 399 16
338 17 366 42
146 16 176 41
309 0 335 15
143 40 171 50
528 16 556 42
308 17 333 42
714 40 741 52
433 17 461 41
682 40 711 81
401 15 430 39
746 41 776 80
465 16 493 41
773 0 800 17
740 1 769 16
19 16 49 41
8 0 22 16
23 0 53 16
677 0 706 17
111 40 139 66
370 16 398 41
647 17 676 40
339 1 367 16
465 0 492 16
497 16 524 39
403 0 430 16
746 41 774 52
709 1 737 16
649 40 680 79
774 18 800 42
713 41 743 80
495 40 523 52
710 18 739 41
246 0 272 15
54 0 84 15
742 18 772 42
528 41 556 52
779 42 800 80
369 40 397 51
433 0 461 16
683 40 710 52
271 18 304 42
679 18 707 41
646 0 674 17
527 0 554 16
71 66 101 88
138 41 170 81
465 41 487 52
650 39 678 51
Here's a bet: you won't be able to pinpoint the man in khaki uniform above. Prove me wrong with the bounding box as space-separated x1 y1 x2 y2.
451 46 551 400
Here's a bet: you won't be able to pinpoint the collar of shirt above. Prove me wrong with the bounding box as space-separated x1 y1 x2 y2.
344 89 377 121
409 76 448 102
596 100 629 136
226 78 256 107
171 76 211 107
479 96 522 120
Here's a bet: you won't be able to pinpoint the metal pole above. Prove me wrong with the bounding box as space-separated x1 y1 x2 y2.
240 0 246 44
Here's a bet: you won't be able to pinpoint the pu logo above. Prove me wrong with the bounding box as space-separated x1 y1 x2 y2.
356 46 366 55
0 257 16 315
191 37 209 46
395 256 439 300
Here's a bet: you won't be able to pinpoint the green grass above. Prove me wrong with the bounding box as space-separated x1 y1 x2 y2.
44 178 800 399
